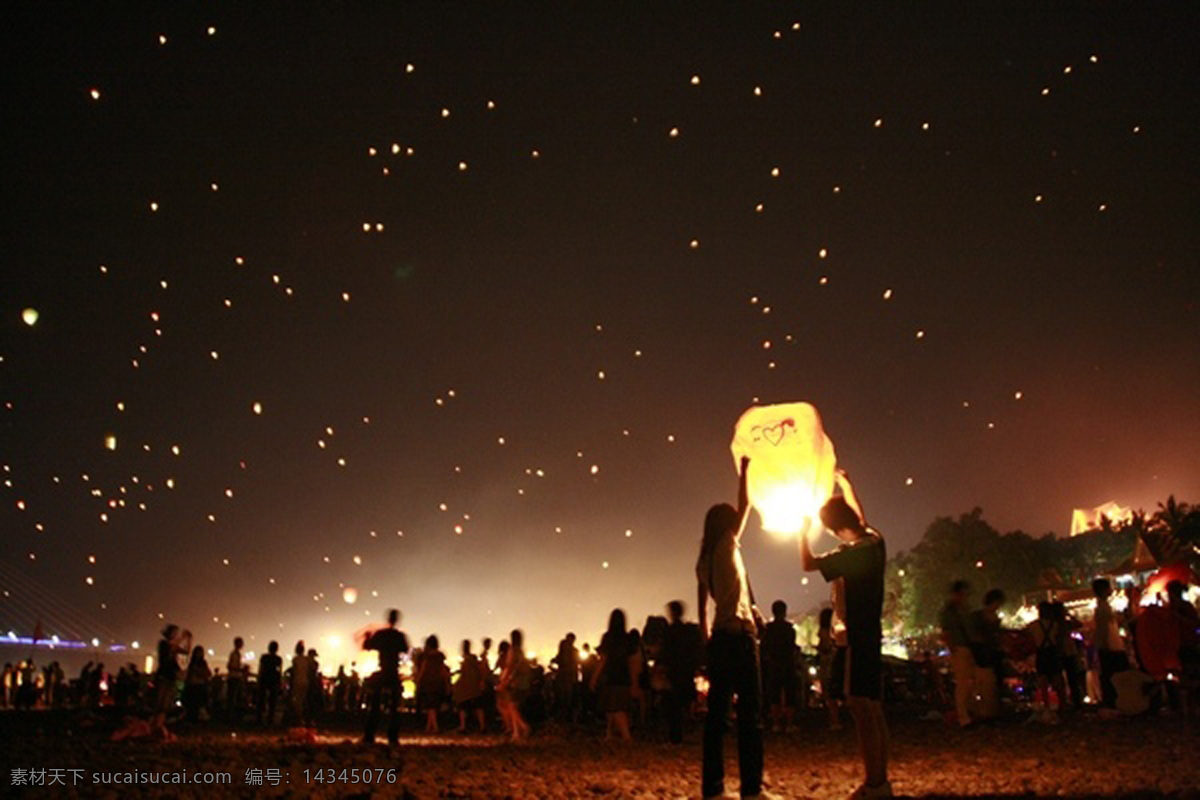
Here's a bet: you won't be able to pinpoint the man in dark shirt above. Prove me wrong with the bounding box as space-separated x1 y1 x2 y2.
363 608 410 746
802 472 891 798
660 600 704 744
256 640 283 725
762 600 799 733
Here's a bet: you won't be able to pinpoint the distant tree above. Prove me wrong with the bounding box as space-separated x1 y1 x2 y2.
1050 523 1137 586
889 500 1192 636
1144 496 1200 569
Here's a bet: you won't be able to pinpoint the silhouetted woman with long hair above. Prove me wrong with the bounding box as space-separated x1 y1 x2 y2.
591 608 633 740
696 456 764 799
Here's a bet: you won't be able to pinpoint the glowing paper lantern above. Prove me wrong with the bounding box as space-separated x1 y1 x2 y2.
731 402 837 536
21 308 39 326
342 587 358 605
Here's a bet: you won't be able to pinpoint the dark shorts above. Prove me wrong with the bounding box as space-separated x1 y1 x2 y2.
846 639 882 700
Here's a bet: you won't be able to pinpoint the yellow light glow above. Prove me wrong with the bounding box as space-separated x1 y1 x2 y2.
21 308 38 326
731 402 837 536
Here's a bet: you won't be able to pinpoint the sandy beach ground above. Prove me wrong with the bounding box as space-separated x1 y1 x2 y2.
4 710 1198 798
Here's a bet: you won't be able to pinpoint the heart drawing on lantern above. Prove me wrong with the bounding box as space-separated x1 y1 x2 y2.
759 418 795 446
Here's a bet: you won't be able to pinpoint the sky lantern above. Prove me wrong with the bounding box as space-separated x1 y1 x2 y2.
731 402 837 536
342 586 358 605
21 308 39 326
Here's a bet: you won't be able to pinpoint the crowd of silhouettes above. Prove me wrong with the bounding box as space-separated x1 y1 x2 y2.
2 456 1197 799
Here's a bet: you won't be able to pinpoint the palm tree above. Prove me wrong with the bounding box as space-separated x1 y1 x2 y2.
1143 496 1200 568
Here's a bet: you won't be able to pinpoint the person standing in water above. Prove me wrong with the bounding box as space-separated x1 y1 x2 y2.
802 470 891 798
697 456 766 799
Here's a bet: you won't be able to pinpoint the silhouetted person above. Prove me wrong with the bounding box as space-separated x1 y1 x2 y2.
498 629 531 740
184 646 211 723
1093 578 1127 709
552 632 580 723
226 636 247 721
660 600 703 744
1168 579 1200 711
363 609 409 745
763 599 798 733
334 666 349 714
1029 601 1067 717
306 648 323 721
87 662 104 708
802 471 890 797
592 609 634 741
290 642 312 727
940 579 974 726
696 456 764 799
629 627 649 726
817 607 843 730
256 640 282 724
454 639 487 732
151 624 191 739
347 664 362 713
416 635 448 733
969 588 1006 720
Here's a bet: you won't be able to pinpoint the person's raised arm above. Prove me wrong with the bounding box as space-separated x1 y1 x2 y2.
729 455 748 513
732 456 754 544
800 532 817 573
835 469 867 530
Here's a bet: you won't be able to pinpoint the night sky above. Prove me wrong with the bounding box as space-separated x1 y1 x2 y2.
2 3 1197 662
